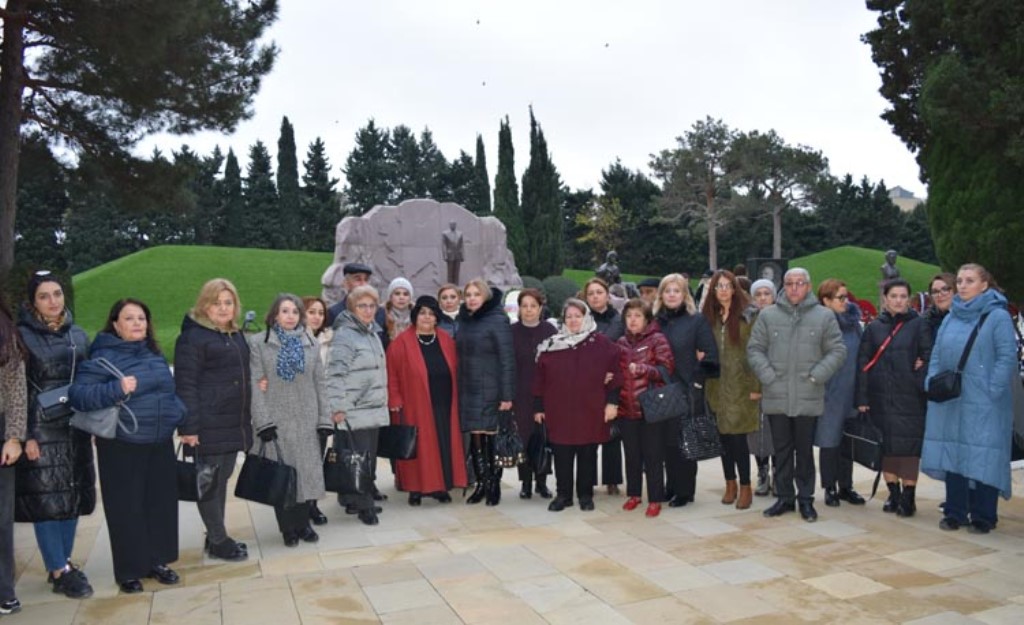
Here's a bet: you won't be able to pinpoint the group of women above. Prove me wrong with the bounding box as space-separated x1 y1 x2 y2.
0 260 1019 612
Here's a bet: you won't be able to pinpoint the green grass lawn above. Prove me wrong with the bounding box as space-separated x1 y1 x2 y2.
71 244 940 361
72 246 333 362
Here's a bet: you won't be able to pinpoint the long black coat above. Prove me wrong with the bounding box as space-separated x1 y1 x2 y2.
15 308 96 522
456 287 515 432
592 307 624 342
655 306 719 386
856 310 933 457
175 315 252 456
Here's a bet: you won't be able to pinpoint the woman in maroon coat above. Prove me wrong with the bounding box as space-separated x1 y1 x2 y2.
387 296 467 505
511 289 557 499
534 299 623 512
616 299 675 518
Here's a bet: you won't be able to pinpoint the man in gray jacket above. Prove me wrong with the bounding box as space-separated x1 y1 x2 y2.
747 268 846 522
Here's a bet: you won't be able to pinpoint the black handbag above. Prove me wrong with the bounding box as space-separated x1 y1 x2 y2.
176 443 220 503
928 312 989 403
678 383 722 461
234 439 297 507
377 410 418 460
527 423 553 476
494 410 526 468
324 422 374 496
639 381 689 424
31 333 78 424
840 412 884 498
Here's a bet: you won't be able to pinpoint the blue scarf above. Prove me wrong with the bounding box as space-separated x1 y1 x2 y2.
274 325 306 382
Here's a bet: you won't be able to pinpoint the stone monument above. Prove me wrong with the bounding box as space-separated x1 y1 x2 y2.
321 199 523 306
595 250 622 285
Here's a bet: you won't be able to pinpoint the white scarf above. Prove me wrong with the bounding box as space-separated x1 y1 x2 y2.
535 309 598 359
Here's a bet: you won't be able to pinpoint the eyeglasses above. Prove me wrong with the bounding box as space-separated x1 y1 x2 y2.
783 281 808 288
835 294 848 301
713 284 734 291
930 286 953 296
354 303 377 310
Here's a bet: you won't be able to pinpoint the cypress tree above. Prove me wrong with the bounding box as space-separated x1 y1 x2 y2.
520 107 563 278
277 116 301 248
242 141 281 248
344 120 392 214
493 116 526 268
301 137 341 252
219 148 245 246
468 134 491 214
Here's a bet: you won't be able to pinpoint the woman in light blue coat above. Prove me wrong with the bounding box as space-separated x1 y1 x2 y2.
922 264 1017 534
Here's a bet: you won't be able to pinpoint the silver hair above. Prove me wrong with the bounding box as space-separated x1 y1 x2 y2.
784 267 811 283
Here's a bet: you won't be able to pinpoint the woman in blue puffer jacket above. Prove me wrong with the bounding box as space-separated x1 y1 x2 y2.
922 264 1017 534
69 298 185 594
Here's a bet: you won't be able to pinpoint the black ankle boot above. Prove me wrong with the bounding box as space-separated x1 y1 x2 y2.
897 484 916 517
466 444 488 504
520 478 533 499
535 475 552 499
883 482 901 513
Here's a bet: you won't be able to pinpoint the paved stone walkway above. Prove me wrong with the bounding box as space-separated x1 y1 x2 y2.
5 458 1024 624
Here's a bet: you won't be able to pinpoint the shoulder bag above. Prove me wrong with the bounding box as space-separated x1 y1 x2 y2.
527 422 553 476
176 443 220 503
494 410 526 468
840 411 884 498
235 438 297 507
639 380 689 424
69 358 139 439
32 333 78 424
928 313 990 402
377 409 418 460
678 381 722 461
324 421 373 496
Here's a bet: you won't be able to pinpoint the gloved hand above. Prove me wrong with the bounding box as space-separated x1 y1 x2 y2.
257 427 278 442
317 428 331 449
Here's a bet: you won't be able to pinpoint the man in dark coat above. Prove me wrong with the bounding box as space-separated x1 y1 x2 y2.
326 263 386 329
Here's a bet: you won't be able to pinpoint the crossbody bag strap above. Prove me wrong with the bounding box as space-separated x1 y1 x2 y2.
955 312 990 374
861 321 905 373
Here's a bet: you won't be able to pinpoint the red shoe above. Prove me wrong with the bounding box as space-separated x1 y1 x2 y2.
645 503 661 518
622 496 642 511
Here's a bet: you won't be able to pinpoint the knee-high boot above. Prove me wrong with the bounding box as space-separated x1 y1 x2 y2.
486 435 502 506
466 440 488 505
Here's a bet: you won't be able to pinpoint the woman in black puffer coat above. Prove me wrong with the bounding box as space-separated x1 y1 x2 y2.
456 279 514 506
174 279 251 562
15 272 95 599
856 279 933 518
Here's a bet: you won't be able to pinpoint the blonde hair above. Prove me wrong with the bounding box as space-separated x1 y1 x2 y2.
653 273 696 315
191 278 241 332
463 278 492 303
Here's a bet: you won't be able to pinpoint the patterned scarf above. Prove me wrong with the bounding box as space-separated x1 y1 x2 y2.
274 325 306 382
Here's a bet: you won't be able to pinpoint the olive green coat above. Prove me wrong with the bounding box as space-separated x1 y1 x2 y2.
706 307 761 434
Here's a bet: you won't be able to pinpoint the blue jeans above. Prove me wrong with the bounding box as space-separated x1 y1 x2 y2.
945 472 999 529
34 518 79 572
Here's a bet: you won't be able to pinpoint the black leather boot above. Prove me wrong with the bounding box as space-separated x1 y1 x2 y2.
520 476 533 499
486 438 502 506
466 443 488 504
883 482 901 513
897 484 916 517
535 475 552 499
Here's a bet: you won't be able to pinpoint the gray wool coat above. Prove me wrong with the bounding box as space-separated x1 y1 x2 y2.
248 329 332 502
326 311 389 430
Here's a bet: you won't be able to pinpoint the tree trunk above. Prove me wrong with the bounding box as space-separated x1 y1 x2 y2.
0 1 28 279
706 191 718 271
772 204 783 259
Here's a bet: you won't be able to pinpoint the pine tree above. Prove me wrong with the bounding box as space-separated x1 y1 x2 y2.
219 149 245 247
277 116 301 249
301 137 342 251
388 125 422 202
418 128 450 200
443 151 476 206
520 108 563 278
14 136 69 271
468 134 491 214
242 141 281 248
344 120 392 214
493 116 526 269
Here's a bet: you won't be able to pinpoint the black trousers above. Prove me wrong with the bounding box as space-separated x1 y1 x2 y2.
768 414 817 503
719 433 751 485
619 418 669 502
274 501 310 535
96 438 178 582
552 443 597 502
599 435 623 485
337 427 379 511
819 446 854 490
195 451 238 545
665 444 698 501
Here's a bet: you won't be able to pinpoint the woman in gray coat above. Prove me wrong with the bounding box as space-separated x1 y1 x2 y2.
326 285 389 526
250 294 332 547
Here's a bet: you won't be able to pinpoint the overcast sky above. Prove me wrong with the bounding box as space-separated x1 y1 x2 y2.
144 0 926 200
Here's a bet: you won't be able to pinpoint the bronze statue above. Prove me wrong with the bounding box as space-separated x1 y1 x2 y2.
880 249 901 281
596 250 622 285
442 221 464 285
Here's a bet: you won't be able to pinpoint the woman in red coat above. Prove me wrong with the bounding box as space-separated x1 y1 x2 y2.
616 298 675 518
387 296 467 505
534 298 623 512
